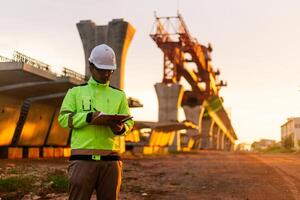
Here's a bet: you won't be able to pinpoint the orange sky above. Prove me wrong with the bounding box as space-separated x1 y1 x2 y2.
1 0 300 144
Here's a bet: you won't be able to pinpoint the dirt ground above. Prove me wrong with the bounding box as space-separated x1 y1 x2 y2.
1 151 300 200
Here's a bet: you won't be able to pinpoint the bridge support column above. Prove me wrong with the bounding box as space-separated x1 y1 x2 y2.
228 137 233 151
211 123 218 149
155 83 184 151
201 117 213 149
182 105 204 150
216 128 221 150
231 141 235 151
155 83 184 122
225 137 230 151
224 136 234 151
77 19 135 89
219 131 225 150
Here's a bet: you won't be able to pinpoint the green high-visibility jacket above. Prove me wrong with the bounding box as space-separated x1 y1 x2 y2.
58 77 134 154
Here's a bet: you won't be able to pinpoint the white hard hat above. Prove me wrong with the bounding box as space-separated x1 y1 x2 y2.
88 44 117 70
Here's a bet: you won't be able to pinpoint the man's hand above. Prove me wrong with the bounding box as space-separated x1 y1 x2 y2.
89 113 126 135
109 121 125 135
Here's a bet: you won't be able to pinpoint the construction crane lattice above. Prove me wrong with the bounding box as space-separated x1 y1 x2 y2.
150 13 237 141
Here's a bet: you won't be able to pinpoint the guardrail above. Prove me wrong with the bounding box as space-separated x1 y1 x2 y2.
62 67 86 81
0 55 13 62
13 51 51 71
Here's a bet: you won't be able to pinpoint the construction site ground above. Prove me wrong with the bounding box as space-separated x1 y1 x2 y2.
1 151 300 200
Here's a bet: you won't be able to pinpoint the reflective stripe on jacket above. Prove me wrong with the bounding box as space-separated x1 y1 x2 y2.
58 77 134 154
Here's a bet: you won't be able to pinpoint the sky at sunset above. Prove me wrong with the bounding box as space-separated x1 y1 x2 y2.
1 0 300 144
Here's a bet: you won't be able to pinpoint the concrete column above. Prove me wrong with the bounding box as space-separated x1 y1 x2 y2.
230 141 235 151
223 136 227 151
182 105 203 130
224 137 234 151
193 135 202 150
224 137 230 151
169 132 181 152
155 83 184 151
211 123 218 149
154 83 184 122
77 19 135 89
228 138 233 151
182 105 204 149
216 128 221 150
219 131 225 150
201 117 213 149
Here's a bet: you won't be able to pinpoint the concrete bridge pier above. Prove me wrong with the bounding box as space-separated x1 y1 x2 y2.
230 141 234 151
216 128 221 150
77 19 135 89
201 117 214 149
219 131 225 150
224 137 230 151
211 122 219 149
224 136 234 151
155 83 184 151
182 105 204 150
192 135 201 150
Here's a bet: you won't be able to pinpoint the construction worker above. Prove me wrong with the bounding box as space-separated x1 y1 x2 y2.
58 44 134 200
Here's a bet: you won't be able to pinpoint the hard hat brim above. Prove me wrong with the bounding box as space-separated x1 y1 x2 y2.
89 58 117 70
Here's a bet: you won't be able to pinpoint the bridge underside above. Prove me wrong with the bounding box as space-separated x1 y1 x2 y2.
150 83 236 152
0 62 84 158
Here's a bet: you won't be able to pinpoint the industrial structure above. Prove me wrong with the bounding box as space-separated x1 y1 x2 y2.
149 13 237 151
0 14 237 158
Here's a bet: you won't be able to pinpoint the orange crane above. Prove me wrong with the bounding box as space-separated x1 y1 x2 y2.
150 12 227 105
150 13 237 143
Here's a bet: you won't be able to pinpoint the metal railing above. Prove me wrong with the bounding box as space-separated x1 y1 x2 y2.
0 55 13 62
13 51 51 71
1 51 84 80
62 67 86 81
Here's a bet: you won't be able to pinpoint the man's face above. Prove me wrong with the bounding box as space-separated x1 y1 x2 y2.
90 65 114 84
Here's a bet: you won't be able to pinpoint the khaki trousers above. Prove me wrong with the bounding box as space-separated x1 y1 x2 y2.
68 160 122 200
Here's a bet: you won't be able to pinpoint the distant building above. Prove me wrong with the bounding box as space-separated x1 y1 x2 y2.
251 139 276 151
236 143 251 151
281 117 300 149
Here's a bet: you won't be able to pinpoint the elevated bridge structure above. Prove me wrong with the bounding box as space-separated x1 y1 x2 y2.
150 13 237 150
0 18 139 159
0 52 86 158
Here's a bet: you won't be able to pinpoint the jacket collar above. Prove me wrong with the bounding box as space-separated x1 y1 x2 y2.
88 77 109 88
